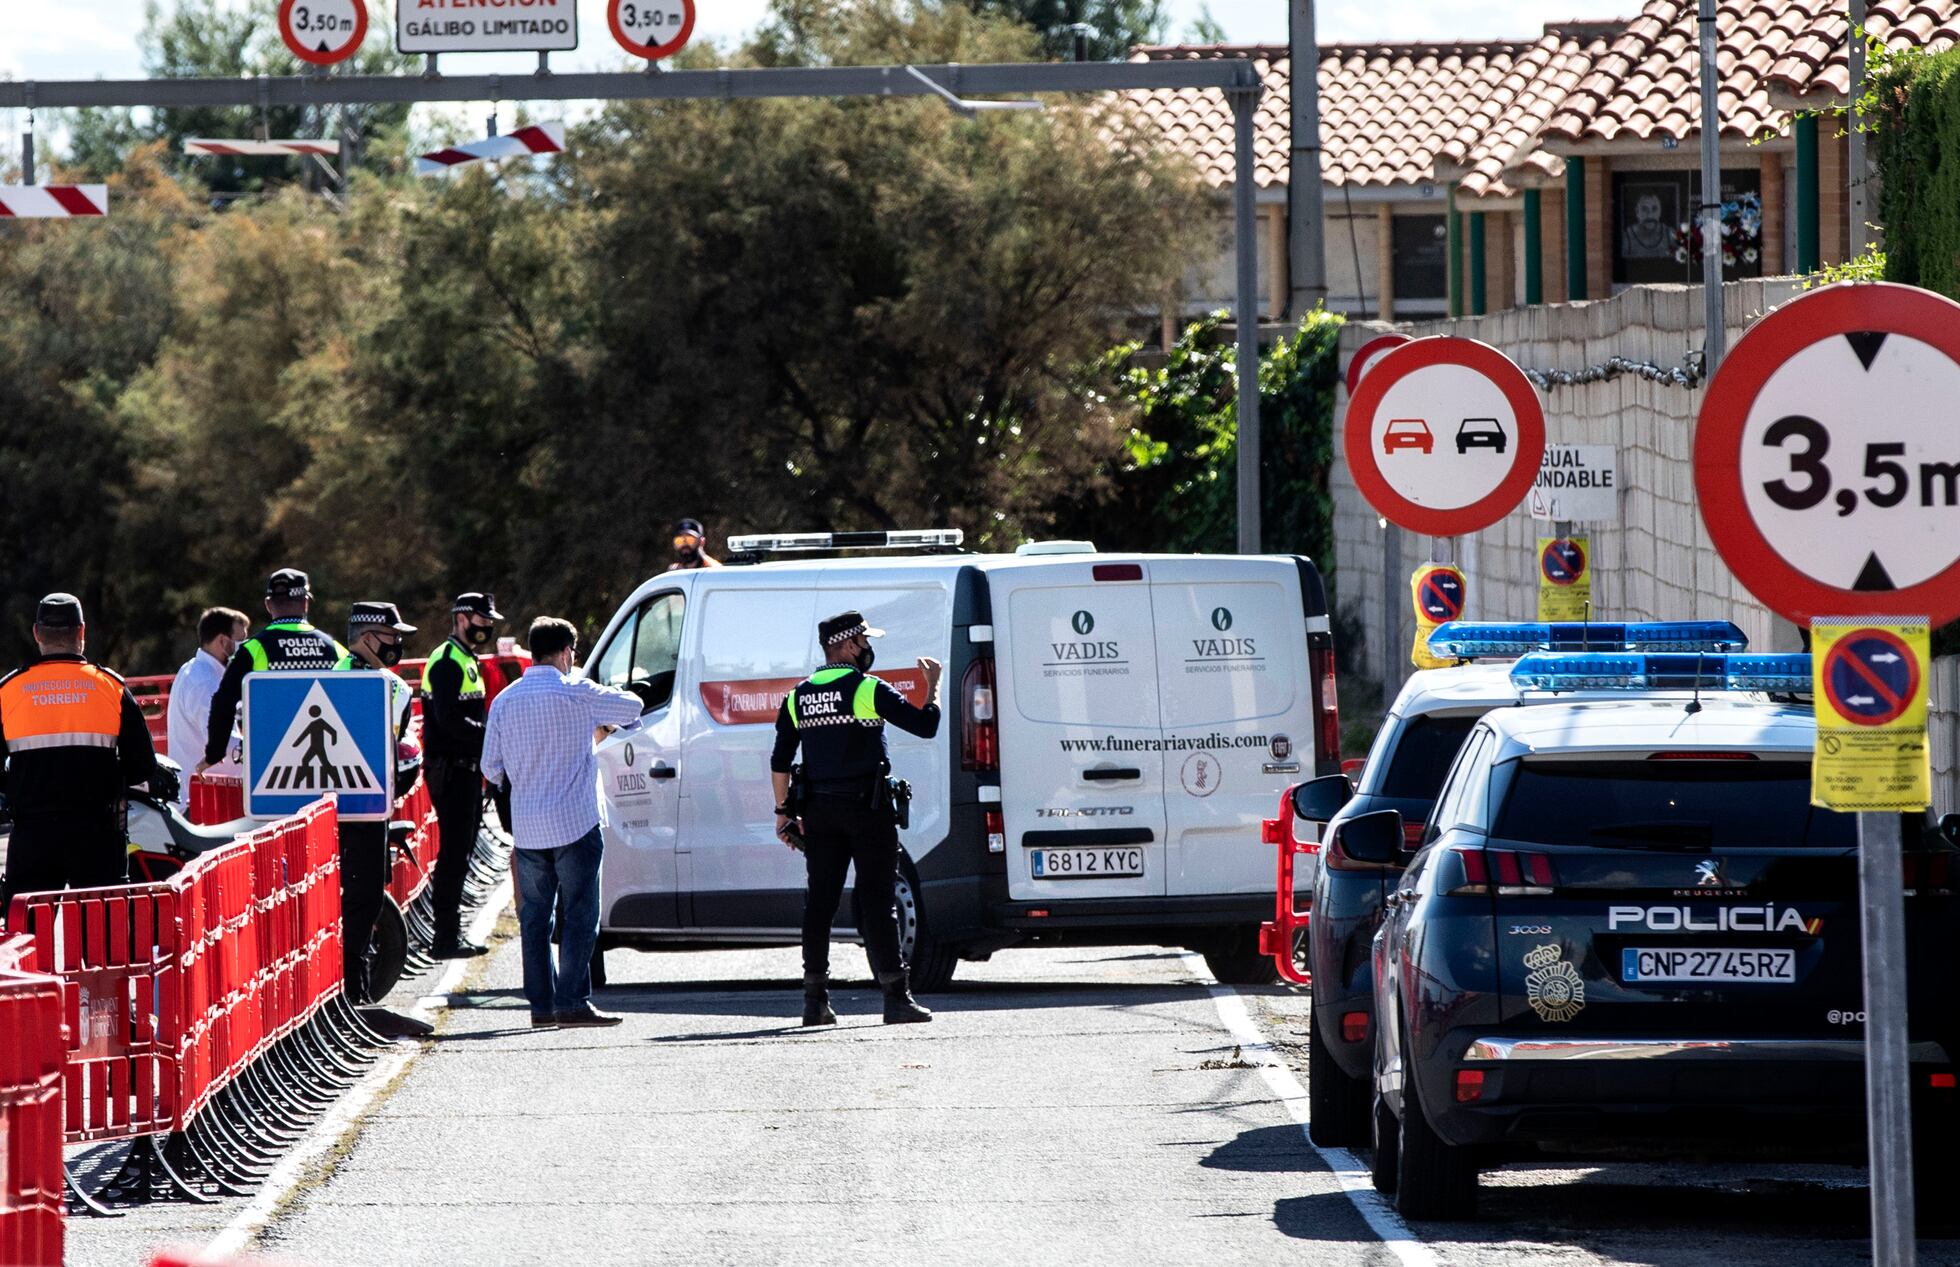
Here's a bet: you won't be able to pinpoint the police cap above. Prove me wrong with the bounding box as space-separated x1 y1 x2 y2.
452 592 504 620
818 610 885 647
676 518 706 539
266 568 312 599
34 593 84 628
349 601 417 636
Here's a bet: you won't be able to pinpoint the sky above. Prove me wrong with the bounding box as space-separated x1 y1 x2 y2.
3 0 1611 83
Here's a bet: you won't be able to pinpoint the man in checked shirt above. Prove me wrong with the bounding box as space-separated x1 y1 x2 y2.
481 617 644 1029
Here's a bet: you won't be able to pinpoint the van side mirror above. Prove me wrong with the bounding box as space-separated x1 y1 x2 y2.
1941 813 1960 846
1290 775 1352 824
1335 809 1406 866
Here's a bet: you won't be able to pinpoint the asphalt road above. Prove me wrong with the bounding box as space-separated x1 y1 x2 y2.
64 930 1960 1267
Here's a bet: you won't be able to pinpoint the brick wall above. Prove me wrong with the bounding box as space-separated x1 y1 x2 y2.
1330 274 1959 810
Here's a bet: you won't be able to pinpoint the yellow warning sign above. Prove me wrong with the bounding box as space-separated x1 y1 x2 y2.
1410 564 1466 670
1810 617 1931 812
1536 536 1591 622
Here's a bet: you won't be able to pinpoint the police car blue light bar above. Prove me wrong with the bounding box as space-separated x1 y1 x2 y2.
727 529 965 552
1426 620 1748 659
1508 652 1813 693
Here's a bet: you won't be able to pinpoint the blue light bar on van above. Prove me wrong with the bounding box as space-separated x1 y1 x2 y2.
1425 620 1748 659
1508 652 1812 693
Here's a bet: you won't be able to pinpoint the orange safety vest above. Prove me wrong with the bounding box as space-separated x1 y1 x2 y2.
0 659 124 754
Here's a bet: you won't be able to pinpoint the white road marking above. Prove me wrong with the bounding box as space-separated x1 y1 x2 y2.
198 873 514 1262
1182 952 1442 1267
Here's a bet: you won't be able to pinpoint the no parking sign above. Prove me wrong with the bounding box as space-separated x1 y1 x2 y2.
1409 563 1466 670
1536 536 1590 621
1809 618 1929 810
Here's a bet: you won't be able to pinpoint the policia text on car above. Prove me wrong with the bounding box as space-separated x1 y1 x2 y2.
0 593 164 907
771 611 941 1026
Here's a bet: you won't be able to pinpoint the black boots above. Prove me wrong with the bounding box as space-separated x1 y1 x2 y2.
802 974 837 1027
879 971 932 1024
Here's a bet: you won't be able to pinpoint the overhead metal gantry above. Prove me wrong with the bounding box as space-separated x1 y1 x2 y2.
0 58 1273 551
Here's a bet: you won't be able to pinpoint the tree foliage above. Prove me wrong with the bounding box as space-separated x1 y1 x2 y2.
9 0 1215 671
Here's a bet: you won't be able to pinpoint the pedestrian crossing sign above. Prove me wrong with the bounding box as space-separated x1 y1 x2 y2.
243 672 395 821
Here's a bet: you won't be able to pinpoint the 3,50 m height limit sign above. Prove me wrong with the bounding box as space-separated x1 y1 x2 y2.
610 0 695 60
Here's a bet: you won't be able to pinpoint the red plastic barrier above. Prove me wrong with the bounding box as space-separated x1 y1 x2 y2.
1257 787 1313 986
126 672 174 753
5 799 342 1147
188 773 245 826
385 776 441 910
0 936 65 1267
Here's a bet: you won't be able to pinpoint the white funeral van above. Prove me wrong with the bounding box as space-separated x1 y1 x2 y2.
579 530 1341 987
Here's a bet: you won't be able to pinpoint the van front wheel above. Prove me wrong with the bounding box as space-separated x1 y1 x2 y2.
894 867 958 992
1200 924 1282 986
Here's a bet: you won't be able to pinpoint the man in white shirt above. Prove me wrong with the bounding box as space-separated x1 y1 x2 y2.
481 616 643 1029
165 607 248 804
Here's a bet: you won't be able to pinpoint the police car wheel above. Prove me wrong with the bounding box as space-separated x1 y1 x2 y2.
1393 1030 1478 1219
366 899 410 1003
1370 1093 1399 1193
892 866 957 993
1308 1010 1369 1149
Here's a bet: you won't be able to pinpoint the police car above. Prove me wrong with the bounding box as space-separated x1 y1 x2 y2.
578 530 1342 988
1357 650 1960 1219
1295 621 1752 1148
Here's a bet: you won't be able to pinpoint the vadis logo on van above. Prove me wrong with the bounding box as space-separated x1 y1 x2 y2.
1211 607 1233 631
1071 610 1095 635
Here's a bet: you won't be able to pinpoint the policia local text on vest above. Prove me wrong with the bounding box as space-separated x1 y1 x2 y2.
770 610 941 1027
0 593 160 906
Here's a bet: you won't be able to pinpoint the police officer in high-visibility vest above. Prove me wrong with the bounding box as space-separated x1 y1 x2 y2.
770 611 941 1026
200 568 347 774
0 594 161 907
334 602 419 1019
422 591 501 959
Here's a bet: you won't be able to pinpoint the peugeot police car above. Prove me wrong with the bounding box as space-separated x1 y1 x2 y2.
1359 650 1960 1219
577 530 1342 988
1294 620 1753 1149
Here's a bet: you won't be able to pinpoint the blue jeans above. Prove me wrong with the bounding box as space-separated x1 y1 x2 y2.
513 825 603 1019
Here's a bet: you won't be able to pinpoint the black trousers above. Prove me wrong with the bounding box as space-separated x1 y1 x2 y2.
339 820 388 1003
1 816 125 915
800 797 905 980
426 757 483 944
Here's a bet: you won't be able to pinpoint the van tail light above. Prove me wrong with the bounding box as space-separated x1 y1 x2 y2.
1402 821 1426 848
1446 845 1555 896
1310 643 1341 763
984 808 1005 854
961 658 999 773
1904 852 1952 895
1930 1072 1956 1089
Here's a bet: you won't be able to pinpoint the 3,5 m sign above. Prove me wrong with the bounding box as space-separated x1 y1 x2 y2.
397 0 578 53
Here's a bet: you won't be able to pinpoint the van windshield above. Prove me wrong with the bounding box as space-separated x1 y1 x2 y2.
1377 714 1480 800
1492 760 1858 849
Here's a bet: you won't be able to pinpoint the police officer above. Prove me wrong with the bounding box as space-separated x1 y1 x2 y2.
422 592 500 959
0 594 162 907
335 602 419 1020
200 568 347 773
770 611 941 1026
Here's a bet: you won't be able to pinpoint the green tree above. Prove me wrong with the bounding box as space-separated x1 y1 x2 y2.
965 0 1168 61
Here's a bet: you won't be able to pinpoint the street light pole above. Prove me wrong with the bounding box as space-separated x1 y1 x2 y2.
1696 0 1726 375
1288 0 1328 317
1233 83 1264 554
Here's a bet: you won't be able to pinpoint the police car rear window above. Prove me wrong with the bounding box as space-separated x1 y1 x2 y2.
1377 714 1479 800
1492 761 1857 849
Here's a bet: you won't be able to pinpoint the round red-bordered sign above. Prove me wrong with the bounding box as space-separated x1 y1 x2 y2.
609 0 695 60
1344 336 1546 537
1541 538 1586 587
1413 565 1466 622
279 0 367 65
1345 333 1413 398
1821 628 1920 727
1695 282 1960 627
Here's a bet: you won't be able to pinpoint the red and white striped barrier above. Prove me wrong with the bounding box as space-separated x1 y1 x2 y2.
415 123 565 177
0 185 108 218
185 138 340 157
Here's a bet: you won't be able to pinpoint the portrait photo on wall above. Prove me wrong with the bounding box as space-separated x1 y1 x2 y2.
1619 183 1679 261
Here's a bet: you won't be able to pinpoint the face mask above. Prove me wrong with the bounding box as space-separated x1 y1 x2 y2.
465 624 493 648
853 643 875 672
377 642 404 667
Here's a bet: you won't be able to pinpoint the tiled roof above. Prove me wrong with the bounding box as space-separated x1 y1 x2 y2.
1438 25 1619 197
1543 0 1960 146
1129 41 1567 191
1768 0 1960 101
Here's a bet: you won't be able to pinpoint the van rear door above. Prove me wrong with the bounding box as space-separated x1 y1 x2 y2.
994 559 1167 900
1149 559 1318 896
